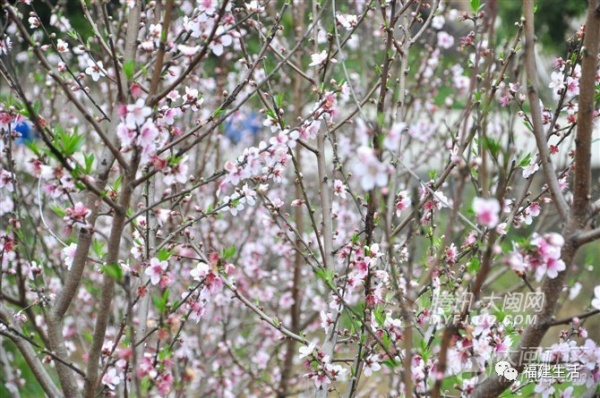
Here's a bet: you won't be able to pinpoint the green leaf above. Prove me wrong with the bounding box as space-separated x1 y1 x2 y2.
112 175 122 192
167 155 182 167
212 107 225 118
51 205 66 218
153 289 170 313
92 239 106 259
223 246 236 260
482 136 501 157
468 257 480 273
382 357 398 369
101 263 123 282
518 153 532 168
82 332 93 342
158 347 172 361
265 108 277 120
156 248 172 262
470 0 480 12
315 268 334 287
84 153 95 174
373 305 386 327
381 331 391 350
123 60 135 81
25 138 41 156
274 93 283 109
55 128 84 156
140 377 151 394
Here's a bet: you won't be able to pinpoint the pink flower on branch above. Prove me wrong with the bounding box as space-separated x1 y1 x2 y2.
473 197 500 228
352 146 389 191
145 258 168 285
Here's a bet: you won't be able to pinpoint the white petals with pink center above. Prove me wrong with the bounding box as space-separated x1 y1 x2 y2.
363 355 381 376
309 50 336 67
395 190 411 216
65 202 91 223
56 39 69 53
138 121 159 147
522 159 539 179
101 368 121 390
473 197 500 228
145 258 168 285
190 262 210 281
298 342 316 359
126 99 152 128
352 146 389 191
0 169 14 192
85 59 105 81
210 26 232 56
116 123 135 147
333 179 347 199
62 243 78 270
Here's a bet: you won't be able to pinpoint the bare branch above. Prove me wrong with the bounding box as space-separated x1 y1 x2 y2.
522 0 569 219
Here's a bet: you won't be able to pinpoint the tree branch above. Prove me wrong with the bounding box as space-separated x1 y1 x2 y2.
522 0 569 219
472 1 600 396
0 306 62 397
574 227 600 247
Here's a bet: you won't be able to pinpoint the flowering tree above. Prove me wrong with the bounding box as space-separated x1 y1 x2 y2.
0 0 599 397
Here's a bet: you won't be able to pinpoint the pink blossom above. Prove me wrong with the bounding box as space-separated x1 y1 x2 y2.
156 373 173 396
85 59 104 81
333 179 347 199
383 122 406 151
246 1 264 13
116 123 135 147
522 160 539 179
432 15 445 30
395 190 411 216
65 202 91 223
473 197 500 228
298 342 316 359
565 76 580 97
472 313 496 336
126 99 152 128
62 243 78 270
363 354 381 376
210 27 232 56
314 372 330 389
101 368 121 390
190 262 210 281
145 258 168 285
352 146 388 191
309 50 336 67
437 31 454 49
56 39 69 53
137 121 159 147
336 13 358 30
0 169 14 192
164 157 188 185
499 94 511 107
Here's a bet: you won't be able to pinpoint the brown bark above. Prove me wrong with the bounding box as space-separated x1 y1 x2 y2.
472 1 600 396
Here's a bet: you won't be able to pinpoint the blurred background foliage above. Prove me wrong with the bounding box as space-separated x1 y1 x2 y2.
497 0 586 52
